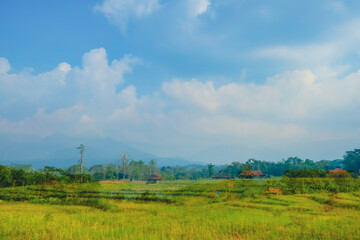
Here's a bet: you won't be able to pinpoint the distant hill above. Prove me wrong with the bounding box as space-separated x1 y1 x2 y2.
0 133 202 168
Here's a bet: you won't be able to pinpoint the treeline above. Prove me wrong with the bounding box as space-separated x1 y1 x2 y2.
220 148 360 178
1 149 359 186
266 177 360 194
69 159 159 181
86 149 358 180
220 157 343 178
0 165 92 187
83 155 353 181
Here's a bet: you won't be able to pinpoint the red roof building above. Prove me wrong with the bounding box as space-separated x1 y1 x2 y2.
329 168 348 174
146 173 163 183
241 170 265 178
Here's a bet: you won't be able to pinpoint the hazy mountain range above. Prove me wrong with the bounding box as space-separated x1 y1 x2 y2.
0 133 203 168
0 133 350 168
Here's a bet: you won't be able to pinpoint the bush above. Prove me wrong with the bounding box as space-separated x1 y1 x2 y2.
279 177 360 194
0 165 12 187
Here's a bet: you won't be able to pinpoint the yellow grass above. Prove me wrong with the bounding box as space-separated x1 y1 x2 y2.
0 182 359 239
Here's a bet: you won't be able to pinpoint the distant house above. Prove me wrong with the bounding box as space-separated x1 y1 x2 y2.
329 168 348 174
146 173 163 184
212 172 232 179
327 168 350 178
240 170 265 178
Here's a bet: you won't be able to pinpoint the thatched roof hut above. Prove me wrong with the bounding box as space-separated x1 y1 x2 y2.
241 170 265 178
146 173 163 183
329 168 347 174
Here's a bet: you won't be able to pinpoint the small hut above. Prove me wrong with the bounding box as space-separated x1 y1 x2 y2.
146 173 163 184
240 170 265 178
328 168 350 177
329 168 347 174
212 172 232 179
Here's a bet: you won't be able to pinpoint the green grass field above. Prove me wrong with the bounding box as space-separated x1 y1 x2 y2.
1 180 360 239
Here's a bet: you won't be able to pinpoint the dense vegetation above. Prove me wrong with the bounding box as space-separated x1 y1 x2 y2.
0 165 92 187
1 148 359 184
72 148 360 180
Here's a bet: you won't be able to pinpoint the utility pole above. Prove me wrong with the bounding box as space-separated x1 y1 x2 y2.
77 144 85 174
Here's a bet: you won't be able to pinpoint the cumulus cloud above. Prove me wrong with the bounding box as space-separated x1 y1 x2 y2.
73 48 140 105
0 47 140 120
94 0 160 32
162 78 218 111
1 48 360 158
162 69 360 141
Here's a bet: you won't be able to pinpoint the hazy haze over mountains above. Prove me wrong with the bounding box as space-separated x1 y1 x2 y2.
0 133 200 168
0 133 354 168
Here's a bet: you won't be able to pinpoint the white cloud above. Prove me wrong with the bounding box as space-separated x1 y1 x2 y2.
162 69 360 126
162 78 218 111
0 106 86 137
0 48 140 117
253 18 360 75
0 57 11 74
0 62 70 106
95 0 212 35
187 0 211 17
253 43 340 65
94 0 160 32
38 62 71 85
73 48 140 103
1 48 360 159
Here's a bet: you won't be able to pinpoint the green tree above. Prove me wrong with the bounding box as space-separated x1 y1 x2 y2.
129 160 145 180
207 163 215 178
105 163 117 180
0 165 12 187
12 164 33 172
10 168 29 186
66 164 88 175
89 164 107 180
149 159 157 176
343 149 360 172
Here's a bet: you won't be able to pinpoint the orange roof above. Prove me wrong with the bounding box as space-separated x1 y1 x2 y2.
241 170 263 176
329 168 347 174
147 173 163 180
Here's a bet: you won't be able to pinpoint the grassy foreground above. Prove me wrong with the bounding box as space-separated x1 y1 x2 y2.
0 180 360 240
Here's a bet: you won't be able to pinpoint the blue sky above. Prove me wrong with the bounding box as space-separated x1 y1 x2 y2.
1 0 360 163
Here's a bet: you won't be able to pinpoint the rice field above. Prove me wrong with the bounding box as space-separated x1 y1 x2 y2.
0 180 360 240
